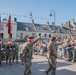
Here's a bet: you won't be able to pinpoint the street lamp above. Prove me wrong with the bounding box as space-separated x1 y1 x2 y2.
49 10 56 34
49 10 56 26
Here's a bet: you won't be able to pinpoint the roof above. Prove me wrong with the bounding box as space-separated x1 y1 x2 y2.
49 25 71 34
17 22 35 31
49 25 61 33
60 27 71 34
34 23 51 32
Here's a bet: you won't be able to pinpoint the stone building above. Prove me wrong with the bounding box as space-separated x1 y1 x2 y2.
0 18 76 39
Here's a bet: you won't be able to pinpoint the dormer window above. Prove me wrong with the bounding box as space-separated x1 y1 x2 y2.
25 27 29 31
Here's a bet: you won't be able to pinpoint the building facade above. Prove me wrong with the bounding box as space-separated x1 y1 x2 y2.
0 18 75 39
1 19 17 39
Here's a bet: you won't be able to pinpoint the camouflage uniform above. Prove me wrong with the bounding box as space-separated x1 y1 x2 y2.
1 43 5 62
0 43 2 66
6 44 10 63
72 46 76 62
22 36 41 75
0 43 5 65
8 44 13 65
46 41 63 75
12 43 16 63
15 43 19 63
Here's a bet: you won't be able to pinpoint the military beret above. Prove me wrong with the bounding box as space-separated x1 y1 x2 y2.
28 36 34 39
15 40 17 42
7 41 11 44
51 36 56 41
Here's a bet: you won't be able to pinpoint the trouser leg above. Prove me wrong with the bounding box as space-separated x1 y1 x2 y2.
24 62 31 75
51 62 56 75
0 54 2 66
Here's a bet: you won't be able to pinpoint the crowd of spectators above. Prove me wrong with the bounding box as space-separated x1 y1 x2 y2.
31 34 76 62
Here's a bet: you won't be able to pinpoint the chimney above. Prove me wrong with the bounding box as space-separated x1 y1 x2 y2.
46 21 49 25
60 23 63 28
70 18 74 24
14 18 17 22
3 18 7 21
65 21 70 28
31 19 34 24
52 22 54 26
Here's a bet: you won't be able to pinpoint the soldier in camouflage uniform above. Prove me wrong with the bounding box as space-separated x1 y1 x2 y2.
0 39 5 66
0 39 2 66
12 42 16 63
21 33 44 75
6 43 10 63
1 42 5 63
15 41 19 64
8 41 13 65
72 46 76 62
45 36 64 75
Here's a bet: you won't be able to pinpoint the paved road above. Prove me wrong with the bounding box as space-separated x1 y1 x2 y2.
0 55 76 75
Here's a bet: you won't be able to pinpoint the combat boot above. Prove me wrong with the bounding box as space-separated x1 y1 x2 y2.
45 67 51 75
45 71 48 75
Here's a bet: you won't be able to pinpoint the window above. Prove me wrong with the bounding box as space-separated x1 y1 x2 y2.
39 33 41 36
49 34 51 37
0 25 3 30
17 33 20 37
32 33 35 36
25 27 29 31
45 34 46 38
20 33 23 38
0 33 3 38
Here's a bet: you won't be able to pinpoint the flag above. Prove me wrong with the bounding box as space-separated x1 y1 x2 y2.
6 15 11 38
29 11 32 16
29 11 32 19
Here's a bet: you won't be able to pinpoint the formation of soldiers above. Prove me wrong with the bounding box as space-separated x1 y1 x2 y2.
0 39 19 66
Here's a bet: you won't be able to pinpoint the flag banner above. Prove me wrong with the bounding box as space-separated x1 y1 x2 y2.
6 15 11 38
29 12 32 19
29 11 32 16
1 12 49 20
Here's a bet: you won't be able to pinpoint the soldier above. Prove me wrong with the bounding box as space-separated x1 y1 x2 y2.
6 42 10 63
1 41 5 63
20 33 44 75
0 39 2 66
45 36 64 75
72 45 76 62
12 42 16 63
0 39 5 66
8 41 13 65
15 41 19 64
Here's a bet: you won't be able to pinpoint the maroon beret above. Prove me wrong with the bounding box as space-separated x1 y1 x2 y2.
15 40 17 42
28 36 34 39
51 36 56 41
